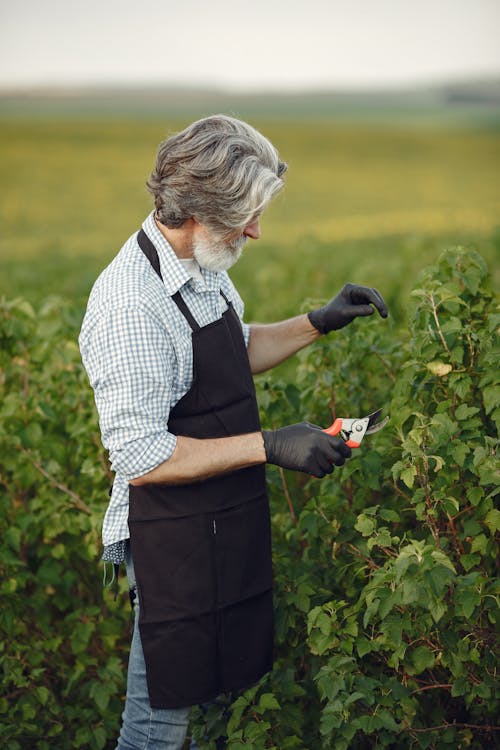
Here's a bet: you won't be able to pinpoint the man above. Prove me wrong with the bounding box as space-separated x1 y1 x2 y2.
79 114 388 749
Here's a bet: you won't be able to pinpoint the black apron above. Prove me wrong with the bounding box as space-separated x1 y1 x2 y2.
128 229 274 709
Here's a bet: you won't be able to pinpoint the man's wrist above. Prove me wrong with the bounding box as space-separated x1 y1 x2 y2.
307 309 327 335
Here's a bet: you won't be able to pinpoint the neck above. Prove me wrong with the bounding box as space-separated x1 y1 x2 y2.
154 214 196 259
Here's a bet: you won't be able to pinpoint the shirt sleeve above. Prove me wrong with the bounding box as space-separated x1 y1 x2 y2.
81 306 177 480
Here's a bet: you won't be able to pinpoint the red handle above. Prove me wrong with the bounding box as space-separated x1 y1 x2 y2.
323 418 343 436
323 419 360 449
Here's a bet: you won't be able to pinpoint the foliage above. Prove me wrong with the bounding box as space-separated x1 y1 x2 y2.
0 296 129 750
1 248 498 749
192 248 499 749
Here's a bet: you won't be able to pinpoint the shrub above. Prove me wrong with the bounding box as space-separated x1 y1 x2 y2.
1 248 498 749
193 249 499 749
0 297 129 750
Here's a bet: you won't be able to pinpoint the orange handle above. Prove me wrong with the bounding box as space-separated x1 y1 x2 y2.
323 419 360 449
323 418 343 436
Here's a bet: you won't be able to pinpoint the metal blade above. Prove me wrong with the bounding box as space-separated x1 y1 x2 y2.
366 409 383 428
365 409 390 434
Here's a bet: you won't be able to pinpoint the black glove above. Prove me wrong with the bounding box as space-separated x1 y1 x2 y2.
308 283 388 334
262 422 351 478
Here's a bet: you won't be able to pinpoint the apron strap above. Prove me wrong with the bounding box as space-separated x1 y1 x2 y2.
220 289 232 307
171 291 201 331
137 229 162 279
136 227 230 332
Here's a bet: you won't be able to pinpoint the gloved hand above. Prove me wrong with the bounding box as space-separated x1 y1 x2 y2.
262 422 351 478
308 283 388 334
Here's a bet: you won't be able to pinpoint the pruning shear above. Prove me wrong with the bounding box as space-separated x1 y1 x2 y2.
323 408 389 448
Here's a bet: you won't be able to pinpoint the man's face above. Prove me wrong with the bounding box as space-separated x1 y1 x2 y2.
193 218 261 272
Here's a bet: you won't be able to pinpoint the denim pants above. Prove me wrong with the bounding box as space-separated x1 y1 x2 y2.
115 545 198 750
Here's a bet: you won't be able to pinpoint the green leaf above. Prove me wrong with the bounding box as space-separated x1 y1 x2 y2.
411 646 435 674
356 638 373 658
483 509 500 534
355 514 376 536
451 677 468 697
449 442 469 464
379 509 400 523
460 553 480 572
400 466 417 489
482 385 500 415
471 534 489 555
89 682 110 712
430 550 456 573
35 686 50 706
468 487 484 506
455 404 480 420
441 496 459 515
455 590 480 619
258 693 281 711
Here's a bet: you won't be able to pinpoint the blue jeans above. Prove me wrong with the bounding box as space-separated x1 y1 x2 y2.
115 546 198 750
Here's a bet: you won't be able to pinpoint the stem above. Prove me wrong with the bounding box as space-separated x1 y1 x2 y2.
346 543 380 570
373 351 397 383
19 447 92 515
429 294 451 356
278 466 297 526
446 512 465 557
410 684 452 695
401 722 500 734
454 504 473 520
392 481 413 504
316 505 330 524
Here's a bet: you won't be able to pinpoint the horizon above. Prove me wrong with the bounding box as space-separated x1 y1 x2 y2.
2 73 500 97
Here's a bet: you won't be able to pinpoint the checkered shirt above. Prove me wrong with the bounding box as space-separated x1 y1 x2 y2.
79 211 250 557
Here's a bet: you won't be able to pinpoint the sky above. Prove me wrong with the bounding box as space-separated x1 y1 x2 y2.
1 0 499 91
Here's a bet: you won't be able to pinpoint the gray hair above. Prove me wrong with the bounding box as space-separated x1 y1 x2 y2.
146 115 287 235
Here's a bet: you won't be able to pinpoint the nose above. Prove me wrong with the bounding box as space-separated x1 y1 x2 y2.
243 218 261 240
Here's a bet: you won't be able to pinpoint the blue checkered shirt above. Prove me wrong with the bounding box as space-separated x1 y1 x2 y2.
79 212 250 560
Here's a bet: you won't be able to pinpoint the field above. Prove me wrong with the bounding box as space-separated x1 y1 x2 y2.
1 118 499 323
1 114 499 749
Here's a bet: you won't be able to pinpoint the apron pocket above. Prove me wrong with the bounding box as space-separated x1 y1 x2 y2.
215 495 273 607
140 613 219 709
220 589 274 692
129 513 216 623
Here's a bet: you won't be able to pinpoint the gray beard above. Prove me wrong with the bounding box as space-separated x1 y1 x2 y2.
192 234 247 272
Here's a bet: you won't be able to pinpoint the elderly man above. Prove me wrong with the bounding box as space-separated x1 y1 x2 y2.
79 115 387 749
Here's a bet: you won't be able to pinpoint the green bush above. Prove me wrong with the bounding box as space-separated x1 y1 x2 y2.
0 297 129 750
1 248 498 749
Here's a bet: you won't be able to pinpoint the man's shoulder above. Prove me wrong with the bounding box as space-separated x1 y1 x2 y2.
88 231 162 312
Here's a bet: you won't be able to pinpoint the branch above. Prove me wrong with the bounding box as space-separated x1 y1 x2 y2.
429 294 451 356
373 351 397 383
401 722 500 734
410 683 451 695
278 466 297 526
345 542 380 570
392 481 413 504
19 448 92 515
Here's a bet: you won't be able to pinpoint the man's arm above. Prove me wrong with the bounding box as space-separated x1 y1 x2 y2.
247 283 389 374
130 422 352 486
130 432 266 485
247 314 320 374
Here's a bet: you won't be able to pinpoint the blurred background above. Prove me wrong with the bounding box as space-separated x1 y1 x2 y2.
1 0 499 319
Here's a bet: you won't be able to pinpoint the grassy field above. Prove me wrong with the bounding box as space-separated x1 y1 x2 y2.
1 118 499 324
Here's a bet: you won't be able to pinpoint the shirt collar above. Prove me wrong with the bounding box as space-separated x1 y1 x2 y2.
141 211 221 295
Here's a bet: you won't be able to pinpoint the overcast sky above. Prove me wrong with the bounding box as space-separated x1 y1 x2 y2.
1 0 499 91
